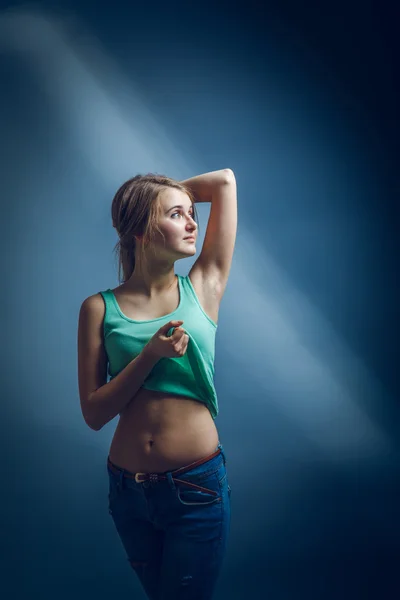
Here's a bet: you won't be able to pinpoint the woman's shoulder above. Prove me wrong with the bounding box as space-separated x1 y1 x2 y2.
79 292 107 316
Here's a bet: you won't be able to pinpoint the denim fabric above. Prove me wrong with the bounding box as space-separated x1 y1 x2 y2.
107 442 231 599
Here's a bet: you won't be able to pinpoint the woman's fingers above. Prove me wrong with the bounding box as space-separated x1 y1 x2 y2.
171 327 185 343
174 331 189 355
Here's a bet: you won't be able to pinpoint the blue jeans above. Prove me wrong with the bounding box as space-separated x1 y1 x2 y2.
107 442 231 599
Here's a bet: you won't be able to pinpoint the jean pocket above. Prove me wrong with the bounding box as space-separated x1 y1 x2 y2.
174 474 222 506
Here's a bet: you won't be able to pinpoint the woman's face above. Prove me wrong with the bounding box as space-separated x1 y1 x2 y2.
153 188 198 257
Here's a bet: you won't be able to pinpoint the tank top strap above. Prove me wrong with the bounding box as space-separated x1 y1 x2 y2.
98 289 119 335
99 289 115 312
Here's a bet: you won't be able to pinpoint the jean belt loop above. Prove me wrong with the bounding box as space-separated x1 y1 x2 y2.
117 469 124 492
165 471 176 490
218 442 226 466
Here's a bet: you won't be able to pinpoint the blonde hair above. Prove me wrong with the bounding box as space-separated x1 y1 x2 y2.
111 173 199 284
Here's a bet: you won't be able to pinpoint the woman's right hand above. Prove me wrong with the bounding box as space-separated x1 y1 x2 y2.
145 320 189 359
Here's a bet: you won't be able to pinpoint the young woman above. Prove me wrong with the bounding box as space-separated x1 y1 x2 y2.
77 169 237 599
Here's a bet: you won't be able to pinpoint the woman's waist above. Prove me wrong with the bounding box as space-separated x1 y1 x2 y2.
110 388 218 472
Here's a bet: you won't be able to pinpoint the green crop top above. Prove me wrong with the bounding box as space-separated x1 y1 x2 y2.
99 274 219 419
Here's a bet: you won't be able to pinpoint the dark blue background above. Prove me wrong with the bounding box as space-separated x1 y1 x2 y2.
1 1 398 598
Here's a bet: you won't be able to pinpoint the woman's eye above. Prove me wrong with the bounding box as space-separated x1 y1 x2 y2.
172 212 194 219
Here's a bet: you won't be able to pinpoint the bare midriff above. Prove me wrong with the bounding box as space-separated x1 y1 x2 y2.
108 387 219 473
